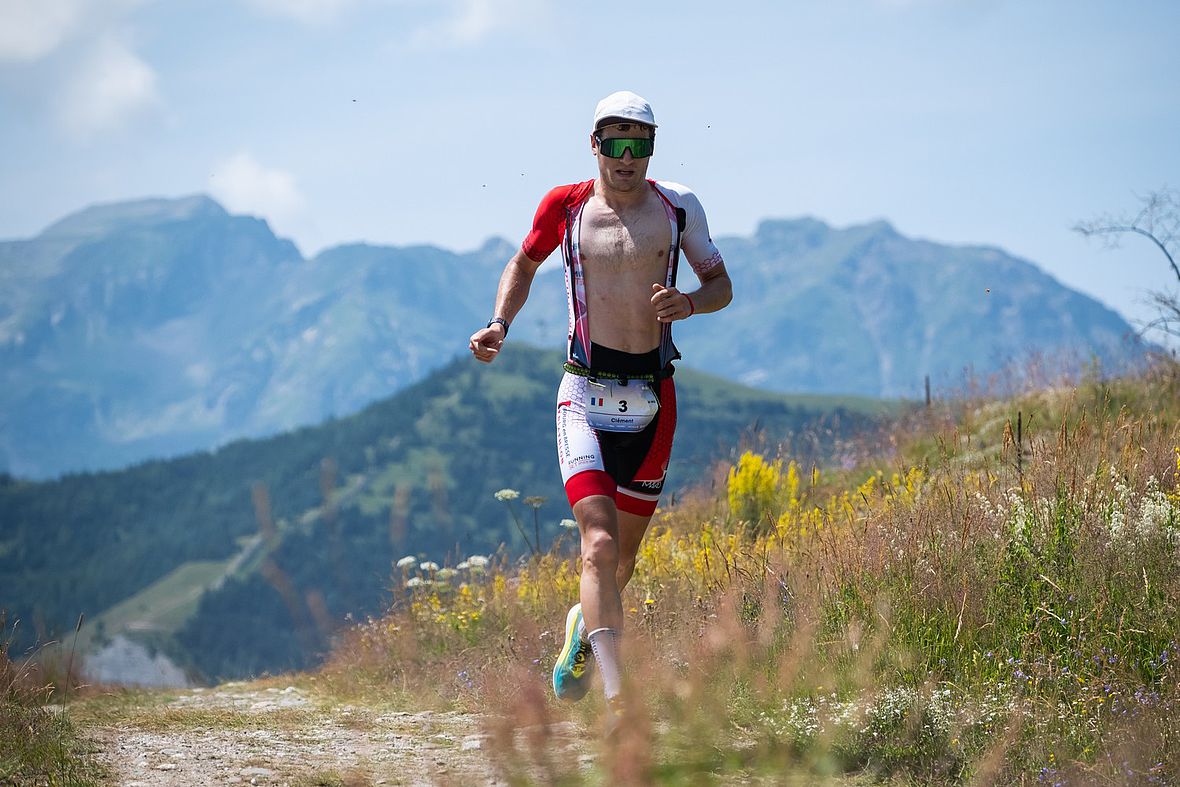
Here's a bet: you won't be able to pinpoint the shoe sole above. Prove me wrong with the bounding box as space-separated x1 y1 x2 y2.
552 603 589 702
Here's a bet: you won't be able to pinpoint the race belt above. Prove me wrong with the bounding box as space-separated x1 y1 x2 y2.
561 361 675 383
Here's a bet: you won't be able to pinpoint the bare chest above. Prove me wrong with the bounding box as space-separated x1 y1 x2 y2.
578 198 672 276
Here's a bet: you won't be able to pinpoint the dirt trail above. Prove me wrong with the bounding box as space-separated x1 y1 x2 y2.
86 683 589 786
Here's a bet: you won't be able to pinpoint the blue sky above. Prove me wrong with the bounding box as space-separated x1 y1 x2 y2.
1 0 1177 338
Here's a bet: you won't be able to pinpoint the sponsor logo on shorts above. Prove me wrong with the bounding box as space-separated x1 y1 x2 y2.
636 480 662 490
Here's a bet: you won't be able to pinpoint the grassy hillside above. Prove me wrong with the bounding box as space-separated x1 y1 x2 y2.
311 361 1180 783
1 344 888 681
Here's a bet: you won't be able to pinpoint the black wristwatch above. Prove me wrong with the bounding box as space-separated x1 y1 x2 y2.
487 317 509 336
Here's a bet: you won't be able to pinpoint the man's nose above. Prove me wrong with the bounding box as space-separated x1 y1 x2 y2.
621 148 634 163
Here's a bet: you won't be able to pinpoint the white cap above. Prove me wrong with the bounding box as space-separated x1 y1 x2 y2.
593 91 657 130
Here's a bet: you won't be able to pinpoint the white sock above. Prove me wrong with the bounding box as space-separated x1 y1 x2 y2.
587 627 622 700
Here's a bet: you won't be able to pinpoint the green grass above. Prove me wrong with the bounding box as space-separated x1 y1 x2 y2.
2 617 108 785
676 365 904 417
97 560 229 634
0 700 106 786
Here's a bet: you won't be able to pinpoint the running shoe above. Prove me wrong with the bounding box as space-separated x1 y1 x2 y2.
552 603 594 702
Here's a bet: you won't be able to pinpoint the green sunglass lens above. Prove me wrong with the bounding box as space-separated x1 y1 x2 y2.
600 137 653 158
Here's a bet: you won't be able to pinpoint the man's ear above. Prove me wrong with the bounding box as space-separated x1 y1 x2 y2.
589 132 598 155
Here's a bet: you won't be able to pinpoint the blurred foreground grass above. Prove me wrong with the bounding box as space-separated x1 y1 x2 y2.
328 361 1180 784
4 362 1179 784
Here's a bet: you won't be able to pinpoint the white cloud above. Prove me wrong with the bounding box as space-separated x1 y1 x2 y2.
410 0 549 48
209 152 305 229
56 37 159 136
245 0 357 24
1 0 158 137
0 0 84 62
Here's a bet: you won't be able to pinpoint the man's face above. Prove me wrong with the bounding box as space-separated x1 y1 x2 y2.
591 122 653 192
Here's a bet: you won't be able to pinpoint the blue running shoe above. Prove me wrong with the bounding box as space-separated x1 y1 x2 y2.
552 603 594 702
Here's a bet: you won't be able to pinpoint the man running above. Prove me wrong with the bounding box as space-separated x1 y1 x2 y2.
468 91 732 715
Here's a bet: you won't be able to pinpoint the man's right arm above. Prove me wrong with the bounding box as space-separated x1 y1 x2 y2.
468 248 544 363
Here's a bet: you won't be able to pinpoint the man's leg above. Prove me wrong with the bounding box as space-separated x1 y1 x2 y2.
615 509 654 591
573 494 626 702
574 493 624 633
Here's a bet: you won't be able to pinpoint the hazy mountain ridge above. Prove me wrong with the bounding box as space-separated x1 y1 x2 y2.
0 195 1143 477
679 217 1138 396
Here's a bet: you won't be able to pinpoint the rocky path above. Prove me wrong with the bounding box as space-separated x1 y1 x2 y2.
85 683 589 786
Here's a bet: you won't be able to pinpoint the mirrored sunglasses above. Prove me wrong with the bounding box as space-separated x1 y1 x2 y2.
596 136 654 159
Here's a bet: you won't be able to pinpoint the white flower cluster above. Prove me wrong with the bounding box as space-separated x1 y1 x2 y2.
456 555 490 571
1105 470 1179 549
494 488 520 501
1000 491 1057 545
1135 475 1179 545
1107 467 1133 545
760 696 821 742
973 491 1001 520
403 555 492 588
761 683 1014 749
1006 492 1032 543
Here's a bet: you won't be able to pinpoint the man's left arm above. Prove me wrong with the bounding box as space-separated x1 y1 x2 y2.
651 263 732 322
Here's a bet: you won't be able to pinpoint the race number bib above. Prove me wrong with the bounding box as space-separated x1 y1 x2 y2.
585 379 660 433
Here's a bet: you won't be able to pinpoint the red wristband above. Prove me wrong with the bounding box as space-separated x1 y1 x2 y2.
684 293 695 316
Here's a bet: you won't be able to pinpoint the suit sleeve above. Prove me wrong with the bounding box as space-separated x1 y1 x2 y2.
677 188 725 277
521 186 572 262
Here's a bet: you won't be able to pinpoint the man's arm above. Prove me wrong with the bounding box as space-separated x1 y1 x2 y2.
469 248 545 362
651 262 733 323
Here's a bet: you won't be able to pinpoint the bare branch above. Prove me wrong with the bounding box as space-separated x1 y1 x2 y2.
1074 187 1180 284
1140 290 1180 340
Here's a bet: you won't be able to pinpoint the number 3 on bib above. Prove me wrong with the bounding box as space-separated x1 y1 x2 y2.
586 381 658 432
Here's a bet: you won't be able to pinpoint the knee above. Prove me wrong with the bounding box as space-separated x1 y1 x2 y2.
581 528 619 575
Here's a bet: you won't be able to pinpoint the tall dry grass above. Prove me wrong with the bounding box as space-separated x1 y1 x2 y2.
322 362 1180 784
1 613 106 784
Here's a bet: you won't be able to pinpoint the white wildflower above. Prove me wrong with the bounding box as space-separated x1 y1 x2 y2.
1135 476 1175 541
405 577 425 588
419 561 440 572
974 491 999 519
465 555 490 569
1107 469 1134 546
494 488 520 501
1007 493 1031 543
396 556 417 569
436 568 458 581
559 518 578 530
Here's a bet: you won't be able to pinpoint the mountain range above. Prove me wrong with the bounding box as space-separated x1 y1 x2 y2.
0 194 1143 481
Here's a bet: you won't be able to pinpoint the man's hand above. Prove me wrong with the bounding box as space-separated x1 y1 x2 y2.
469 325 505 363
651 283 693 323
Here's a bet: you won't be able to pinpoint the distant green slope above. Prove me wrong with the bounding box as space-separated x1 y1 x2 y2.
0 345 892 680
